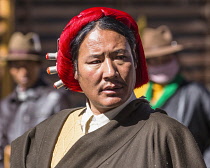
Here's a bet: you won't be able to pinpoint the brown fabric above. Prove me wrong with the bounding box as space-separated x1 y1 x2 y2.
10 99 206 168
6 32 42 61
142 25 183 58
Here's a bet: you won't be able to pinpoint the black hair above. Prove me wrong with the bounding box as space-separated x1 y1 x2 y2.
70 16 136 68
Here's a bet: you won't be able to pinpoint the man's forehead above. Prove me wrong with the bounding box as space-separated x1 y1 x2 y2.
146 54 175 61
9 60 39 66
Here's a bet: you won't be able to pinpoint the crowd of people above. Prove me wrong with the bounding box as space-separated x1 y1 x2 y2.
0 6 209 168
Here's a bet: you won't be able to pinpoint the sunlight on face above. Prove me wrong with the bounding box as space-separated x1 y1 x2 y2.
74 27 136 114
9 61 41 90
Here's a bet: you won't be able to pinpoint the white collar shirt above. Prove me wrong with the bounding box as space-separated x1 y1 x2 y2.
81 92 137 134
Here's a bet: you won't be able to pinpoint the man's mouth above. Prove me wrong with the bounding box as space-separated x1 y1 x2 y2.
103 85 122 90
21 77 29 83
101 84 124 95
100 80 127 94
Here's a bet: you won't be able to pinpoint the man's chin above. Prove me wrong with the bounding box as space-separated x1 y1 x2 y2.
19 83 30 89
101 97 124 108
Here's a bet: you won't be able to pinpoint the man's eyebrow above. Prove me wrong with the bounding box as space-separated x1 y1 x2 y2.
88 54 103 58
87 49 129 58
113 49 129 54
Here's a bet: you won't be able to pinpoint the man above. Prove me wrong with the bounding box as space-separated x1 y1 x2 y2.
10 7 206 168
135 25 210 166
0 32 85 168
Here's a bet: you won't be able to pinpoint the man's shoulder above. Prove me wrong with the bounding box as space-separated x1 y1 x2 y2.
150 109 181 125
0 91 16 102
0 91 16 112
181 81 210 95
12 107 85 143
34 85 69 102
36 107 85 127
148 109 189 134
35 85 60 95
131 99 187 131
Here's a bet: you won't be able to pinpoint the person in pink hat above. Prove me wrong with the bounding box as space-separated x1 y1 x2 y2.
10 8 206 168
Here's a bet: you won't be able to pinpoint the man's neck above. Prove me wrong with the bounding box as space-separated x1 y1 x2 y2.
86 92 137 117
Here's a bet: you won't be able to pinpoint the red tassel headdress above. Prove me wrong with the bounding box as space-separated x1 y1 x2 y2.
47 7 148 92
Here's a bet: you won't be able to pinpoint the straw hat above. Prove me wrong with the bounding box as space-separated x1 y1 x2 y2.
6 32 42 61
142 25 183 58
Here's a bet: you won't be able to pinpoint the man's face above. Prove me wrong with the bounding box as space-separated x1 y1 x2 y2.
75 28 136 114
146 54 174 66
9 60 41 90
146 54 180 84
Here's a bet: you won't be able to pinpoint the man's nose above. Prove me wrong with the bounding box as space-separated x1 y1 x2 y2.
19 67 29 74
102 59 118 80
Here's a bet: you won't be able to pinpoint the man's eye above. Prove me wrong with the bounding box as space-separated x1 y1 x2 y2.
116 56 126 60
90 60 101 64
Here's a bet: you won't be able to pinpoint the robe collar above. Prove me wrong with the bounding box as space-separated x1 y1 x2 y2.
81 92 137 133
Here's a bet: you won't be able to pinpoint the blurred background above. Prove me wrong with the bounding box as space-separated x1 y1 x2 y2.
0 0 210 99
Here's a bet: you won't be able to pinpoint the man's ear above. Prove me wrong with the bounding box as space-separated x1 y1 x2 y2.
73 62 79 80
74 70 78 80
134 60 137 69
133 52 137 69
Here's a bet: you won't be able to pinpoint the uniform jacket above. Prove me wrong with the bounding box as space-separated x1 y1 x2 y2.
0 79 71 167
161 81 210 159
11 99 206 168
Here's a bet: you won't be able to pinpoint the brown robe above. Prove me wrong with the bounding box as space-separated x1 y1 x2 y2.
10 99 206 168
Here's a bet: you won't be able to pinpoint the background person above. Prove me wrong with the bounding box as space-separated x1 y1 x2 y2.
134 25 210 167
11 7 206 168
0 32 85 168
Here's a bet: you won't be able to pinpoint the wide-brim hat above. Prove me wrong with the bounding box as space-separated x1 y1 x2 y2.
6 32 42 62
142 25 184 58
